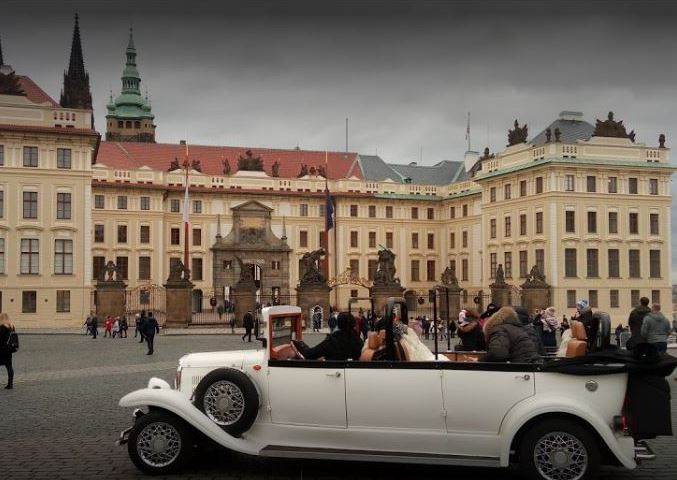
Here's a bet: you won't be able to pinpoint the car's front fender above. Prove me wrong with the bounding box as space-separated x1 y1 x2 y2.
119 379 261 456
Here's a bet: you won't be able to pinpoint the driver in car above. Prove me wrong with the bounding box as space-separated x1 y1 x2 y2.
293 312 363 360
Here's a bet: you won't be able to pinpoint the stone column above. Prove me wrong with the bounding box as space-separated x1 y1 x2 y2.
95 279 126 321
490 283 512 308
233 286 257 327
164 279 194 328
296 284 331 329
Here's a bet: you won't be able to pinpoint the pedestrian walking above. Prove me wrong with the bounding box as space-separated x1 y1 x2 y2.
112 317 120 338
242 310 254 342
312 309 321 332
627 297 651 350
0 313 17 389
143 312 160 355
138 311 147 343
120 316 128 338
422 316 431 340
90 314 98 339
104 316 113 338
229 317 235 334
641 304 672 354
83 313 93 336
615 324 624 347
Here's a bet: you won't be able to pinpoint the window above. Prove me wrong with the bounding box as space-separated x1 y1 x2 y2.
461 259 468 281
117 196 128 210
368 231 376 248
192 228 201 246
504 252 513 278
650 213 659 235
629 212 639 234
350 231 358 248
385 206 393 219
565 211 575 233
520 180 527 197
608 176 618 193
649 250 661 278
411 207 418 219
520 214 527 236
0 145 3 165
535 248 545 276
630 289 640 307
368 259 378 281
462 204 468 217
139 256 151 280
170 228 180 245
139 225 150 243
588 290 598 308
449 232 456 248
0 238 4 274
489 253 497 279
628 177 638 194
490 187 496 202
299 230 308 248
56 192 71 219
20 239 39 274
651 290 660 305
649 178 658 195
385 232 393 248
586 176 596 192
426 260 436 281
368 205 376 218
504 184 512 200
564 175 575 191
519 250 528 278
0 190 3 218
427 208 434 220
94 194 105 209
94 224 104 243
319 204 325 217
350 289 358 298
23 191 38 219
564 248 577 277
93 256 105 280
118 120 123 128
427 233 434 249
504 216 512 237
117 225 127 243
23 146 38 167
567 290 577 308
586 248 599 277
57 148 72 169
462 231 468 248
140 196 150 210
349 259 360 276
223 260 232 270
587 211 597 233
608 249 620 278
608 212 618 234
192 258 203 281
350 204 358 217
411 260 420 281
535 177 543 194
22 291 37 313
319 231 327 248
116 256 128 280
610 290 619 308
193 200 202 214
54 239 73 274
299 204 308 216
489 219 496 239
56 290 70 313
412 233 419 249
535 212 543 234
170 199 180 213
449 206 456 219
628 249 640 278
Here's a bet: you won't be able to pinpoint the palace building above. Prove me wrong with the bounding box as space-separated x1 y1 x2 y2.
0 20 673 328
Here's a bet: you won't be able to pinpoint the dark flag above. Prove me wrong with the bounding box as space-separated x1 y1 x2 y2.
325 184 334 231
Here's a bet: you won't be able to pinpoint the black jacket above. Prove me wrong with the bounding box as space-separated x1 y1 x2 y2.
457 321 486 351
514 306 545 356
243 312 255 329
296 329 363 361
0 324 14 364
143 317 159 336
628 305 651 339
483 308 540 363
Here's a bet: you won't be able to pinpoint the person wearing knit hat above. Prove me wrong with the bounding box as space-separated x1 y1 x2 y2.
482 306 540 363
455 309 485 351
576 299 589 311
572 298 596 351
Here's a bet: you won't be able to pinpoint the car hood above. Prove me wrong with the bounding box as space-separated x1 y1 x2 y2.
178 349 265 369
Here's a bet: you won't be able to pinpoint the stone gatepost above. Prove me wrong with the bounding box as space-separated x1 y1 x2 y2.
96 280 126 321
164 261 194 328
233 286 257 328
370 248 406 316
296 284 331 329
438 266 462 324
520 265 551 313
489 263 511 307
370 285 406 316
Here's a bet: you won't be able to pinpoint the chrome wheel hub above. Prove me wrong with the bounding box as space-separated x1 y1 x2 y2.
534 431 588 480
203 380 245 425
136 422 182 468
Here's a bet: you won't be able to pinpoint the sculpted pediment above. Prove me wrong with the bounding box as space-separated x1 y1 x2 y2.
231 200 273 213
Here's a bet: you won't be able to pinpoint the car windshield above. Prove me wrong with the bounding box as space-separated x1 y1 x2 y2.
269 315 300 350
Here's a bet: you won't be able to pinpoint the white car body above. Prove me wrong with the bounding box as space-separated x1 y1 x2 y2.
120 305 642 475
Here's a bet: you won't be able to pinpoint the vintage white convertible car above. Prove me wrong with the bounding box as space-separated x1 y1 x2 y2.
118 300 675 480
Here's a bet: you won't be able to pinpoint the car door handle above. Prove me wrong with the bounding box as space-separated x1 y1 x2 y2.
325 371 341 377
515 374 531 381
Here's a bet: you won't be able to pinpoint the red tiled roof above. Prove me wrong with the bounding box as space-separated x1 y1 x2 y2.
97 142 363 180
0 123 99 136
17 76 60 107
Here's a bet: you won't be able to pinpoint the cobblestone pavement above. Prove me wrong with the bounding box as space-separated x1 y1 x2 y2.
0 333 675 479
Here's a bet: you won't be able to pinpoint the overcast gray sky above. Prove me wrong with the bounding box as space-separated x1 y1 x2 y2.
4 0 677 280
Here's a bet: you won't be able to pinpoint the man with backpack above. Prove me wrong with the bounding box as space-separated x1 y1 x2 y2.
0 312 18 389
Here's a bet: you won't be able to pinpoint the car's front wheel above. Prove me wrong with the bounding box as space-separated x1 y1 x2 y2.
519 418 600 480
127 410 195 475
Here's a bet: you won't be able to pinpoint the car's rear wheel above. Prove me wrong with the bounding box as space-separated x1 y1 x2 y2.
519 418 600 480
193 368 259 436
128 410 195 475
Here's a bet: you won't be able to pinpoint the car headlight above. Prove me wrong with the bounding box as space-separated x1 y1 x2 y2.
174 366 182 390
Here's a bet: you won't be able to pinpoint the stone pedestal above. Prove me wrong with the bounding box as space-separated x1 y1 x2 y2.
296 284 331 329
438 285 462 324
95 280 126 320
490 283 512 308
370 284 406 316
233 286 257 328
164 280 193 328
521 285 551 313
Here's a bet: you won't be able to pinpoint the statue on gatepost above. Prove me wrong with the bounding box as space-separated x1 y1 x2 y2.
522 264 548 288
102 260 122 282
494 264 506 285
373 247 401 287
440 266 459 287
299 248 326 286
168 259 191 282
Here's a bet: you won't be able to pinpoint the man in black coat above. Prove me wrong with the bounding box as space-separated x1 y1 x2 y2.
143 313 160 355
242 311 254 342
138 310 147 343
293 312 363 361
90 314 98 339
627 297 650 350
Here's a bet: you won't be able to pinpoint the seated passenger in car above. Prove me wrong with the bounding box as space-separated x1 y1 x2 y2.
482 307 540 363
294 312 363 360
455 309 486 351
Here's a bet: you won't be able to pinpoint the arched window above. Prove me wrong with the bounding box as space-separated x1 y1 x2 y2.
125 121 132 129
118 121 123 128
134 121 141 129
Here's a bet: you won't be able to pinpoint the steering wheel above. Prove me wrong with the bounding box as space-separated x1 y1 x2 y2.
290 340 305 360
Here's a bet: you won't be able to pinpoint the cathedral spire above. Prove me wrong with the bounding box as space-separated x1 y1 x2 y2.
60 13 92 110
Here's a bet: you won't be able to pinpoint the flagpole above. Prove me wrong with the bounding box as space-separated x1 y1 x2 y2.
182 142 190 269
323 152 330 280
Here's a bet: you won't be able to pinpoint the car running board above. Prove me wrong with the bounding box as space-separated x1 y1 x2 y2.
259 445 501 467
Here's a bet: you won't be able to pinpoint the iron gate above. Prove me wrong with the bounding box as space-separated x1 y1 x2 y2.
125 284 167 326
